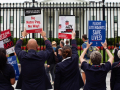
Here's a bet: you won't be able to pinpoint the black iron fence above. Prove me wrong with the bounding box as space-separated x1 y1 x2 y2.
0 2 120 62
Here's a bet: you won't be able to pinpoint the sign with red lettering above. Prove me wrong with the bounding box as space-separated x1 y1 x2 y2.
58 16 75 39
25 9 42 33
0 29 14 54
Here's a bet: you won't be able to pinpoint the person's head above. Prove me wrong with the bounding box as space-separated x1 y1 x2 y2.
52 41 57 47
82 34 87 42
0 48 7 70
62 46 72 59
90 51 102 65
60 40 64 48
58 48 62 56
0 48 6 55
66 40 69 45
27 39 38 50
118 50 120 59
116 43 119 49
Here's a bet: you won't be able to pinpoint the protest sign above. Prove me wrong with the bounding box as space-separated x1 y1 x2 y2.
0 29 14 54
88 21 106 46
58 15 75 39
7 56 19 80
25 9 42 33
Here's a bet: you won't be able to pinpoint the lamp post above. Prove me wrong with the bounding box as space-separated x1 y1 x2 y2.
32 0 35 38
103 0 105 63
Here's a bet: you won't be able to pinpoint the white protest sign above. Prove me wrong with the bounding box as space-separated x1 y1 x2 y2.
58 16 75 39
25 9 42 33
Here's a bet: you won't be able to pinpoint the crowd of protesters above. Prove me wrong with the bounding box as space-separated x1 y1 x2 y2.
0 29 120 90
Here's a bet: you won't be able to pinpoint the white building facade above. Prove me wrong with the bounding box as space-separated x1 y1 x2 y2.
0 0 120 38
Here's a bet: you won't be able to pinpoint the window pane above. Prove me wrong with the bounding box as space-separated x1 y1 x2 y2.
114 16 117 23
10 16 13 23
105 16 107 23
76 16 79 24
0 16 3 23
91 16 95 20
21 16 25 23
49 16 52 24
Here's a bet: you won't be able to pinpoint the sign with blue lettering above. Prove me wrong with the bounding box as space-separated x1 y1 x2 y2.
7 56 19 80
88 21 106 46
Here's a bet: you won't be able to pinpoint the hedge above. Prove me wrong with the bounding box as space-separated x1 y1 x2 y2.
12 37 120 46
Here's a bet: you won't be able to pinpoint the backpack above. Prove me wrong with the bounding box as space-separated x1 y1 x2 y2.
84 42 96 58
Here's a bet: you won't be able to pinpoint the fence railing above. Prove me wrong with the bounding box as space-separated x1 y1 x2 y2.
0 2 120 62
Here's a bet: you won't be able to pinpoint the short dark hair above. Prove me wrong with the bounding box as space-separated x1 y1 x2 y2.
66 40 69 44
62 46 72 58
0 51 7 70
82 34 87 40
0 48 6 55
60 41 64 47
116 43 119 47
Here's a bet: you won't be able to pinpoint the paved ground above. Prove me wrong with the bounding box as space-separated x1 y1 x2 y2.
13 72 111 90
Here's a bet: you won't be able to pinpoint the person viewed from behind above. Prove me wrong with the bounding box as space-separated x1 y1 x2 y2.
15 29 53 90
65 39 71 48
54 31 84 90
55 40 64 62
79 40 114 90
0 48 15 90
113 43 120 62
119 41 120 49
110 50 120 90
81 34 99 84
52 41 57 51
46 41 58 85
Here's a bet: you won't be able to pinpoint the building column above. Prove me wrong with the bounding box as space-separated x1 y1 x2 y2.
55 9 58 38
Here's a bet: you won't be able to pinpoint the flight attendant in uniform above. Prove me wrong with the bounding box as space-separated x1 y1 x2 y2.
110 50 120 90
54 31 84 90
79 41 114 90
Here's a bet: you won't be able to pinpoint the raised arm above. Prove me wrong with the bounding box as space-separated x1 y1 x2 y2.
79 41 92 64
101 40 114 65
39 31 53 61
71 31 78 55
15 29 29 61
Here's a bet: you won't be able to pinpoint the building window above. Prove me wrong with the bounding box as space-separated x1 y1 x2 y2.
49 16 52 24
115 31 117 37
10 31 13 37
91 16 96 20
21 16 25 23
0 16 3 23
75 31 79 38
10 16 13 23
105 16 107 23
49 31 52 38
114 16 117 23
76 16 79 24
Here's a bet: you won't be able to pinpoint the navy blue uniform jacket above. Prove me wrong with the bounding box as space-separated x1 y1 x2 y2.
54 39 84 90
81 61 111 90
110 61 120 90
15 39 52 90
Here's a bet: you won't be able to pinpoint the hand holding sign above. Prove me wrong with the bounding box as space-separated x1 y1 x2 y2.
101 40 107 49
40 29 47 41
72 31 76 39
87 41 93 49
22 28 29 37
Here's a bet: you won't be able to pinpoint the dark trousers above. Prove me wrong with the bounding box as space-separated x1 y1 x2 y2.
46 64 55 82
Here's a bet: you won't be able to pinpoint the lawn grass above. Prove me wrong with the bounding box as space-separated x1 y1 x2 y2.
78 50 114 63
